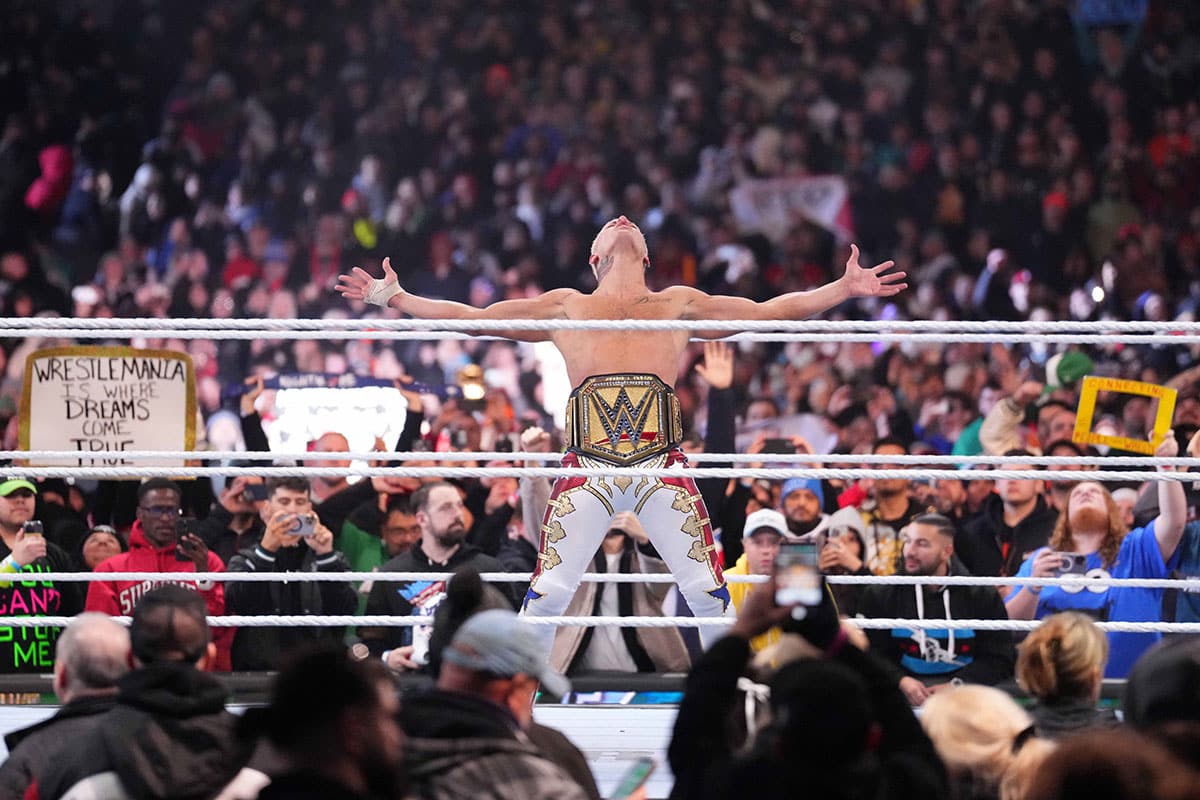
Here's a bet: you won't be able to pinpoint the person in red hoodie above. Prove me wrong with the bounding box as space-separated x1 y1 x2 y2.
86 479 233 670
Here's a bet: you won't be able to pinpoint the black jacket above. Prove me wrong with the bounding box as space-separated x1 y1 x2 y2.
400 689 590 800
668 635 947 800
194 503 264 568
32 662 252 800
362 542 517 654
857 561 1015 686
225 542 358 670
0 694 116 799
958 494 1058 578
0 538 83 675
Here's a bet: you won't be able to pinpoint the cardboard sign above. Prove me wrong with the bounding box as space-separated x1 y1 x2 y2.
1072 376 1176 456
19 346 196 468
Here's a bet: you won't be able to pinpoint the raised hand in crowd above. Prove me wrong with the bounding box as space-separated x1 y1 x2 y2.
694 341 733 390
521 425 552 467
240 375 264 417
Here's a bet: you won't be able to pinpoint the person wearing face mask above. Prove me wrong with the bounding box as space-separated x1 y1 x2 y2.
1006 432 1186 678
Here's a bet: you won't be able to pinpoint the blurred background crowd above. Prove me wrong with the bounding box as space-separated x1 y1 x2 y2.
1 0 1199 451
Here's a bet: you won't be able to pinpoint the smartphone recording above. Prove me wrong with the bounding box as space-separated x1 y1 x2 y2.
774 541 821 606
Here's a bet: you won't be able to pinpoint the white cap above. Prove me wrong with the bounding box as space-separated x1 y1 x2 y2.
742 508 788 540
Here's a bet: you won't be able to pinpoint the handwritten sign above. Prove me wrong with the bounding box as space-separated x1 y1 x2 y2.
1073 376 1176 456
20 346 196 468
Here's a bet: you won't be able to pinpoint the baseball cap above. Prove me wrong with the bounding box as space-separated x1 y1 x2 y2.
1045 351 1093 392
443 609 571 699
781 478 824 509
0 478 37 497
742 508 788 540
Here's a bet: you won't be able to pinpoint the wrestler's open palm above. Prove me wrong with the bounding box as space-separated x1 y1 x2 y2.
336 257 398 302
843 244 907 298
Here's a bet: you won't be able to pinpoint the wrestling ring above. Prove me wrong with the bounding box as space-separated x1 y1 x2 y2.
3 316 1200 797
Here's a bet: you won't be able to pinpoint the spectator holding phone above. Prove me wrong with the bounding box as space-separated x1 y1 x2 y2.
84 479 232 670
669 570 947 800
1006 432 1186 678
195 474 267 567
0 476 83 675
225 477 357 670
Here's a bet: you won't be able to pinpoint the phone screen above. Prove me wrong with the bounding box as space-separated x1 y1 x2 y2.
242 483 269 502
760 438 798 456
175 518 199 562
610 757 656 799
775 541 821 606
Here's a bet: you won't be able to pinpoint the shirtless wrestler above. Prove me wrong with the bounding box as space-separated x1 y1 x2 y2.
337 216 906 653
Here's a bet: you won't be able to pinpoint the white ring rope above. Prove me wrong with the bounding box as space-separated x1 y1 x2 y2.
13 328 1200 345
0 465 1187 482
2 616 1198 633
6 317 1200 332
6 450 1200 468
14 572 1200 591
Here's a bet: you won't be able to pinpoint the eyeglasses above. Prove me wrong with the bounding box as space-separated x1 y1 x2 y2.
138 505 181 517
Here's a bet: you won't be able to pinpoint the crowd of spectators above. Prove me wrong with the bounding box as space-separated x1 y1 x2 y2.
2 1 1200 795
2 0 1200 443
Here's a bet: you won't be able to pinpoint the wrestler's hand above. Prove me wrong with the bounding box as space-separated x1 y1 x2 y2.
841 244 907 298
336 257 405 307
694 341 733 390
608 511 649 547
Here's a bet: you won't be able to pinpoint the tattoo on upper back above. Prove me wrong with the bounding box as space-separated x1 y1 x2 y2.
635 295 669 304
595 255 615 282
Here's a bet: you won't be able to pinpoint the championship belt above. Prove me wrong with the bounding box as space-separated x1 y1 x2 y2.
565 373 683 465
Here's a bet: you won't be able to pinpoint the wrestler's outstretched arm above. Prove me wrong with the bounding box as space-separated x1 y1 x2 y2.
336 257 576 342
676 244 906 337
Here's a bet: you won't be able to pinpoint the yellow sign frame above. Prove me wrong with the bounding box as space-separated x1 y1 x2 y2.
1072 376 1176 456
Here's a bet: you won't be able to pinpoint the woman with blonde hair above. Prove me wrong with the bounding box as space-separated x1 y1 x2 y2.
1005 434 1187 678
1016 612 1118 738
921 684 1056 800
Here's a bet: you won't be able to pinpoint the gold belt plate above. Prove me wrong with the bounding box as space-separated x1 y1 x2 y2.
567 374 682 465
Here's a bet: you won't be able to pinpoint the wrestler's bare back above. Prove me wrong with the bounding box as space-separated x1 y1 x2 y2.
551 286 694 389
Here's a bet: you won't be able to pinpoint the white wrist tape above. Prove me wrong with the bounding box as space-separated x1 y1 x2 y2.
363 277 404 307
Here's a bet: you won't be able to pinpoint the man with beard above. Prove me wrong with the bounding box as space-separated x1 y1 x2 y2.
860 439 927 575
1006 432 1186 678
363 481 519 670
858 514 1014 707
780 478 827 536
